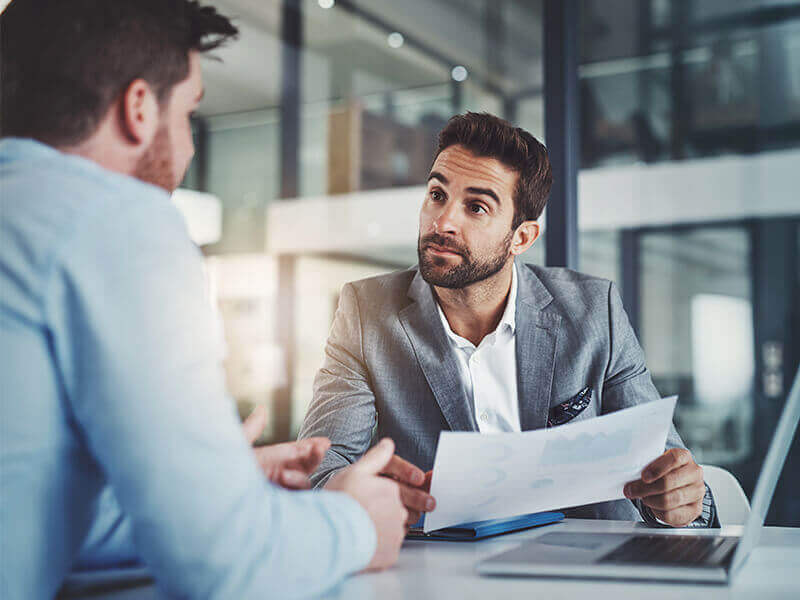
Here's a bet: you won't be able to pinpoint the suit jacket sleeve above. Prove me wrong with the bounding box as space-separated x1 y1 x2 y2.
602 282 717 527
299 283 378 488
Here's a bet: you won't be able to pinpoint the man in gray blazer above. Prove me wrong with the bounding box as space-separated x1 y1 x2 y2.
300 112 716 529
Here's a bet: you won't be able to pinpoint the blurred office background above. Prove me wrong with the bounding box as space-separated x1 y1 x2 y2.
173 0 800 525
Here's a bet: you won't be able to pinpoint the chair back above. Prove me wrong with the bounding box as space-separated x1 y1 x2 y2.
701 464 750 526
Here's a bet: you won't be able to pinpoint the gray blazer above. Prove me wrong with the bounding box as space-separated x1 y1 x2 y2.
299 262 699 522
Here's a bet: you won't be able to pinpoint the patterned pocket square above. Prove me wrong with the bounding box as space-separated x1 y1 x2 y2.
547 387 593 427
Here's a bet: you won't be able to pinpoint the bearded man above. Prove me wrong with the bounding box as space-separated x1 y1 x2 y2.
299 112 718 531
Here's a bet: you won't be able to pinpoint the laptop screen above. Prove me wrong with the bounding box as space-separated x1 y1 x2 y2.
730 366 800 577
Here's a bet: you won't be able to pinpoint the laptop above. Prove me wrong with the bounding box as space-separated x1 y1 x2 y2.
477 366 800 584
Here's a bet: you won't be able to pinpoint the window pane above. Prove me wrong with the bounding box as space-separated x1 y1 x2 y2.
640 228 753 465
580 231 620 285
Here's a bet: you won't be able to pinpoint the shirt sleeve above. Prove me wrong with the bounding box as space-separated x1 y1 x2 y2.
638 484 720 528
45 197 375 598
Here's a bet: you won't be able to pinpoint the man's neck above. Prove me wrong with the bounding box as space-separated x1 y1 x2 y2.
56 113 137 179
434 261 514 347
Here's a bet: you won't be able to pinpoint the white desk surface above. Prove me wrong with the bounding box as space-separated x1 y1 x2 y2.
68 519 800 599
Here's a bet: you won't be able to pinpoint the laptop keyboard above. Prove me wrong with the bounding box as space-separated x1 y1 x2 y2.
599 535 728 566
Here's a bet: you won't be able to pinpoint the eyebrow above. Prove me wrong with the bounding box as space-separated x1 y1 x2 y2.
465 186 500 205
427 172 501 206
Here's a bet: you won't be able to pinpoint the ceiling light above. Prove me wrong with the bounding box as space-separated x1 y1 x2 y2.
387 32 404 49
318 0 335 9
451 65 468 82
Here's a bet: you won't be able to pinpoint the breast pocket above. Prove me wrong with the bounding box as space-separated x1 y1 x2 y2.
547 386 594 427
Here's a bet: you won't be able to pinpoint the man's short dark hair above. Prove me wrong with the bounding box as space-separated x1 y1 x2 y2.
435 112 553 227
0 0 238 147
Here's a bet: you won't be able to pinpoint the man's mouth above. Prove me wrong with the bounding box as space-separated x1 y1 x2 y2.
425 243 462 257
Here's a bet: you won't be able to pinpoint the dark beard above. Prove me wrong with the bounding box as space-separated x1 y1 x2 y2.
417 231 512 289
133 124 175 192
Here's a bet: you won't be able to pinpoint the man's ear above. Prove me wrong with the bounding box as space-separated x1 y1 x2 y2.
510 220 540 256
119 79 159 147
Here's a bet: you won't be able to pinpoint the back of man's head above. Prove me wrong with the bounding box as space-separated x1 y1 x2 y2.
0 0 237 147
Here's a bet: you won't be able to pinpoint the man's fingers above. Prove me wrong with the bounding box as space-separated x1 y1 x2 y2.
641 448 692 483
353 438 395 475
381 455 425 487
640 481 706 511
625 462 702 498
257 438 330 475
398 482 436 513
253 442 300 472
294 437 331 473
422 471 433 493
277 469 311 490
242 405 267 445
651 501 704 527
406 511 422 527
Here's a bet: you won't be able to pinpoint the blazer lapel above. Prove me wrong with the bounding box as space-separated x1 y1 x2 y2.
398 270 478 432
515 264 562 431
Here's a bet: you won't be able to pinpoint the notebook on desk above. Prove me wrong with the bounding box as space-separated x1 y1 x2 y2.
407 511 564 541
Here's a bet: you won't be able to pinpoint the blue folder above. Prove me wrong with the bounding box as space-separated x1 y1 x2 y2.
406 511 564 541
58 565 152 597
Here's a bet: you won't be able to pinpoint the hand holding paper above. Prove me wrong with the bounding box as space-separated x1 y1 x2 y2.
624 445 706 526
424 396 678 532
379 454 435 526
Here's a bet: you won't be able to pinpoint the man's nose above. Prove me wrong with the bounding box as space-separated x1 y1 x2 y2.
433 200 459 235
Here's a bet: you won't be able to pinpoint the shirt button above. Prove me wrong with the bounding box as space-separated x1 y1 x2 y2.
480 412 489 423
472 355 481 365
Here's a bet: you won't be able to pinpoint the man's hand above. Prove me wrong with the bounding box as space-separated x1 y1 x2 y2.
243 405 330 490
624 448 705 527
326 439 408 572
379 455 435 526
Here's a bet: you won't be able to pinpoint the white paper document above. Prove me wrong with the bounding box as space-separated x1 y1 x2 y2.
424 396 677 532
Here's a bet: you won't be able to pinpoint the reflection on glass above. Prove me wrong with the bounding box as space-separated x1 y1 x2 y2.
579 0 800 167
640 228 753 465
580 231 620 285
691 294 754 406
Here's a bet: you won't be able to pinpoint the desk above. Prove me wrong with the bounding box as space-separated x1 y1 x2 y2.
69 519 800 599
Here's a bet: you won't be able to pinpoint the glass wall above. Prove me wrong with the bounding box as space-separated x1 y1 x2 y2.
578 0 800 168
639 228 753 465
180 0 799 524
577 0 800 526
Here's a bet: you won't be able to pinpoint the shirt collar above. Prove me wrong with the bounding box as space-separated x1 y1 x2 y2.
436 262 518 349
499 261 518 333
0 137 61 163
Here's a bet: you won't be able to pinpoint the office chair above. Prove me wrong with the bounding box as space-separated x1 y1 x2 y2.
701 464 750 525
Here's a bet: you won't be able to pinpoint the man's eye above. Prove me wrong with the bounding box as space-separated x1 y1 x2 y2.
469 203 487 215
430 190 444 202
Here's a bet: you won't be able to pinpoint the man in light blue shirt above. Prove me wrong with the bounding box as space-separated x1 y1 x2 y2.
0 1 406 598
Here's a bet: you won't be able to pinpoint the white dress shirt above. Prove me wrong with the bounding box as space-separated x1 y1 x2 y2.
435 264 521 433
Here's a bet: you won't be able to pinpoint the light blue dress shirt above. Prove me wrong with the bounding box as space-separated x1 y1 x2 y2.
0 139 376 599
